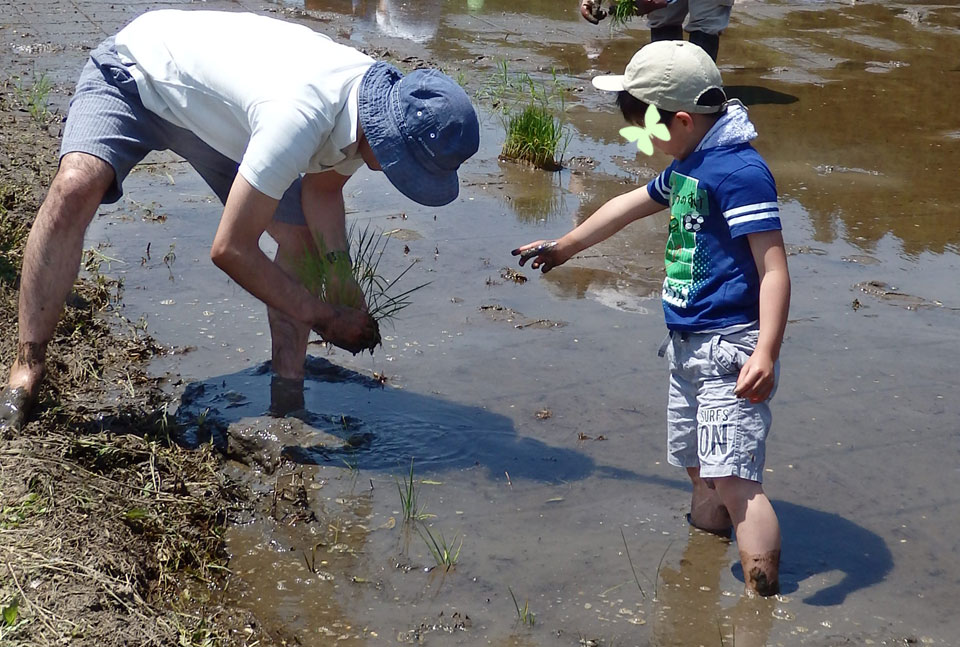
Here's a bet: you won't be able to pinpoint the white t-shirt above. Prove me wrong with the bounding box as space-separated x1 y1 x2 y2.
115 10 374 200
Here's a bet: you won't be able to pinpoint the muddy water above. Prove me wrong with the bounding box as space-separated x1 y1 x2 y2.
82 0 960 645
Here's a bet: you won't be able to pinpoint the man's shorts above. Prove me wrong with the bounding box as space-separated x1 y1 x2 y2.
61 37 307 225
659 326 778 482
646 0 734 35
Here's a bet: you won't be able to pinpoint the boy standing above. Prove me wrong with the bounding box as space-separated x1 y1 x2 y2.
513 41 789 596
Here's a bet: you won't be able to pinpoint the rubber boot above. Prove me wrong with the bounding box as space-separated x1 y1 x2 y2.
740 549 780 597
688 30 720 61
650 25 683 42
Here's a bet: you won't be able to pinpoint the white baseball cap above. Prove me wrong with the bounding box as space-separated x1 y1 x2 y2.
592 40 725 114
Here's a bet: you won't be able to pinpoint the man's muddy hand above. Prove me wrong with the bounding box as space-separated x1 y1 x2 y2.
579 0 607 23
313 305 381 354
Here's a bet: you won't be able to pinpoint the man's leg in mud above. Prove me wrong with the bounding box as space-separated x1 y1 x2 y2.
686 466 733 535
265 220 315 381
2 152 115 428
712 475 781 596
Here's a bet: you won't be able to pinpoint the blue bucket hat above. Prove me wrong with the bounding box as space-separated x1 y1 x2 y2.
358 63 480 207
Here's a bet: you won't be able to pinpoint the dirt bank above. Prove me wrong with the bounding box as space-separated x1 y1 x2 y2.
0 58 278 647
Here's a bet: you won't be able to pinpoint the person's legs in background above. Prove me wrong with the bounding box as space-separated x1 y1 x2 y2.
685 0 734 61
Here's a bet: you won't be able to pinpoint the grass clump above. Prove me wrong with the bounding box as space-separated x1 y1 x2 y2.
502 104 565 172
481 61 570 171
295 224 428 324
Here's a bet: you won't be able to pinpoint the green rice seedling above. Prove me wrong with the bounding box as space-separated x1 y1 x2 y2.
396 458 431 522
508 586 536 626
417 525 462 571
501 103 565 171
295 224 429 324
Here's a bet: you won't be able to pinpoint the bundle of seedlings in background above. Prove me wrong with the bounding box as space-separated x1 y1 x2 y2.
608 0 640 28
294 224 429 329
482 61 570 171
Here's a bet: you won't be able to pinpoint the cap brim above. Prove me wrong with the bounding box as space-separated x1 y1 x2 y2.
591 74 626 92
358 63 459 207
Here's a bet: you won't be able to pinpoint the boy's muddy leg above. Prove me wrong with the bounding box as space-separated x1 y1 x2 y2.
713 476 782 596
686 467 733 535
740 549 780 597
3 153 115 431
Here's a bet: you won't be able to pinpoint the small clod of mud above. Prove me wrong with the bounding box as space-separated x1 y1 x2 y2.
398 610 472 643
785 244 827 256
841 254 880 265
500 267 528 284
478 304 566 329
384 227 422 241
854 280 940 310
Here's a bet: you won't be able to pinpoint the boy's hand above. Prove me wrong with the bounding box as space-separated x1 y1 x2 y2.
734 349 776 403
511 240 565 273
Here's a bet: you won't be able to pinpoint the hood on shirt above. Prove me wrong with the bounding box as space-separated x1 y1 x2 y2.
694 99 758 152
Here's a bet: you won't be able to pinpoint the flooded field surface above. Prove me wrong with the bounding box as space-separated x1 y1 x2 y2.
8 0 959 644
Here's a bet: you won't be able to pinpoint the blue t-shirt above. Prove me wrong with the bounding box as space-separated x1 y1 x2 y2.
646 142 781 332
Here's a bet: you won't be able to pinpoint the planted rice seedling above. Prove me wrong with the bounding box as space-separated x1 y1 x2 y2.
396 458 431 522
508 586 536 626
418 524 462 571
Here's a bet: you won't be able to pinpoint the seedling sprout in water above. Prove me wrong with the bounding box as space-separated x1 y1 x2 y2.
294 224 430 326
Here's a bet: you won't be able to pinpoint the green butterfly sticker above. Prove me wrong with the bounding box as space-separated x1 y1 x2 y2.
619 104 671 156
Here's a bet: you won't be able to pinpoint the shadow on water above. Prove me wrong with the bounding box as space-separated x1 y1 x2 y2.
175 355 639 483
721 499 893 606
724 85 799 106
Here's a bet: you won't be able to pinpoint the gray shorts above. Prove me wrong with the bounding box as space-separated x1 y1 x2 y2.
660 326 778 482
646 0 734 35
61 37 307 224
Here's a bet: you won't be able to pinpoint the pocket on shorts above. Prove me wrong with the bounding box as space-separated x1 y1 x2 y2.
711 333 748 375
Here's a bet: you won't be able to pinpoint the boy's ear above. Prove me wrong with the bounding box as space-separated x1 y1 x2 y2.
674 111 695 130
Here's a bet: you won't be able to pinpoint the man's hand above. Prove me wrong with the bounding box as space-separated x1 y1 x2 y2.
313 305 381 355
734 349 776 403
579 0 607 24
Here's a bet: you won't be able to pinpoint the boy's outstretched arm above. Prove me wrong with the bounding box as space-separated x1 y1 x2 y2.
736 230 791 403
512 185 665 272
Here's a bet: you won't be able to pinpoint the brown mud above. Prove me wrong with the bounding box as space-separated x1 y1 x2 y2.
2 0 960 646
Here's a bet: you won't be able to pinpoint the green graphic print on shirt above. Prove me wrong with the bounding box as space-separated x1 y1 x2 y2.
663 172 709 309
